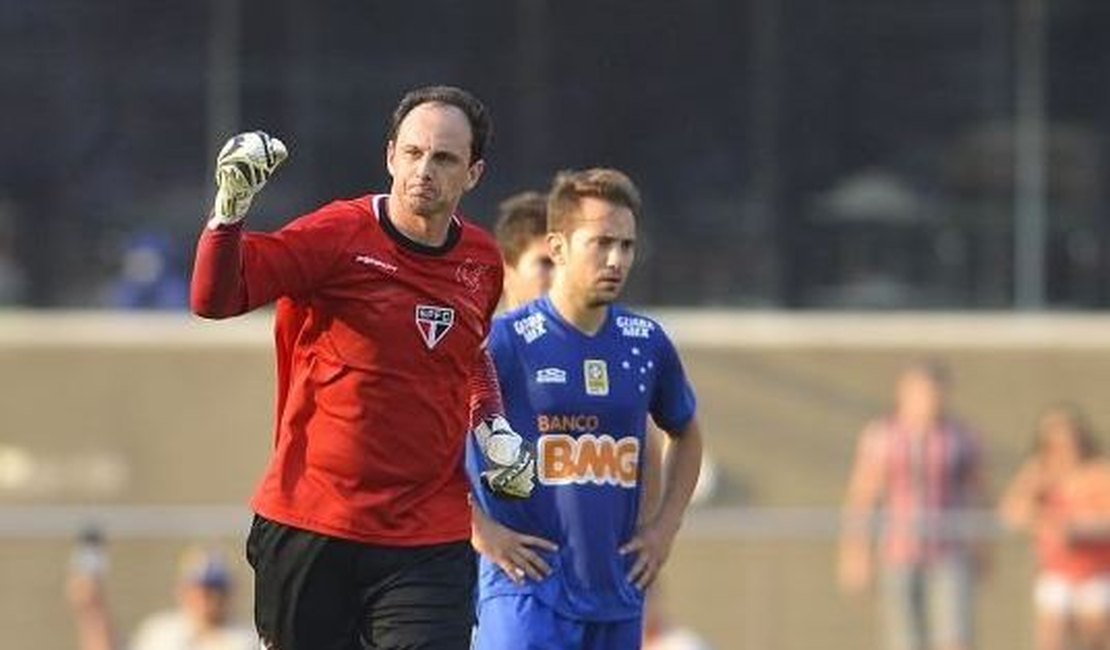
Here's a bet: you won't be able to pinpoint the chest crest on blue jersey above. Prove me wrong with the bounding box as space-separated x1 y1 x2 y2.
415 305 455 349
583 359 610 396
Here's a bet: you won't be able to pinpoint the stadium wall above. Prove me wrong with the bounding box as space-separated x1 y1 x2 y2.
4 310 1110 649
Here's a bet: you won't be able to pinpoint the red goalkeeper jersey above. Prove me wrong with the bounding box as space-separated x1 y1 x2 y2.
191 194 504 545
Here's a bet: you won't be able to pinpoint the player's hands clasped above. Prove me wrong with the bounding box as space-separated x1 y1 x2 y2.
472 507 558 585
619 518 680 590
210 131 288 228
476 416 537 500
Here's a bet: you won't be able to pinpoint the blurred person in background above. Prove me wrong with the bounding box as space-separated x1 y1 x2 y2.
491 190 552 311
999 404 1110 650
838 359 988 650
104 230 188 310
642 580 713 650
67 541 257 650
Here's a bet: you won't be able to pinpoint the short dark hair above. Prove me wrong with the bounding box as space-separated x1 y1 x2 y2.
494 191 547 266
388 85 492 164
547 168 642 234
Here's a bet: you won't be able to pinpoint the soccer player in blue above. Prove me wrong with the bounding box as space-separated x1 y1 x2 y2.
467 168 705 649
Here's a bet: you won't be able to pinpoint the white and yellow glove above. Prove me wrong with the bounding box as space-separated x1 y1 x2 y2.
209 131 288 229
474 416 536 500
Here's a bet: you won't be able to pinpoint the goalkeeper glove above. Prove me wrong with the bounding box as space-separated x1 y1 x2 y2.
209 131 288 229
474 416 536 500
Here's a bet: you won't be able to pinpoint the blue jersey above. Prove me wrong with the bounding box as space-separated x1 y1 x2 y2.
467 296 697 622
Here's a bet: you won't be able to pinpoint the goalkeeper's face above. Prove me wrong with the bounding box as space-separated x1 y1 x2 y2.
387 102 485 220
549 197 636 308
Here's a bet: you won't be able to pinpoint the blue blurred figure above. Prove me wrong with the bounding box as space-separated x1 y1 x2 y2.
107 231 187 310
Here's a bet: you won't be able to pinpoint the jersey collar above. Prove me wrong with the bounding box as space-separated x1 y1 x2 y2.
539 295 613 339
372 195 462 257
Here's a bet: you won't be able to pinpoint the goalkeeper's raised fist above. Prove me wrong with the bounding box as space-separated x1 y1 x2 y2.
474 416 536 500
209 131 288 229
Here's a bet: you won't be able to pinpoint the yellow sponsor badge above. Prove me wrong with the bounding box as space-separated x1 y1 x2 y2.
583 359 609 396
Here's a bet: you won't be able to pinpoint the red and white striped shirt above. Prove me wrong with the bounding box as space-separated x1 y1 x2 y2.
854 416 982 565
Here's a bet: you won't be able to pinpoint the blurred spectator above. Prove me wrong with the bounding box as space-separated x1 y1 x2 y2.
492 190 552 310
67 540 257 650
999 404 1110 650
838 359 988 650
104 230 188 310
642 581 713 650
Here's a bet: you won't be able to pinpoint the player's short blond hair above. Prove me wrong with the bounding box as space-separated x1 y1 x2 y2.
546 168 641 235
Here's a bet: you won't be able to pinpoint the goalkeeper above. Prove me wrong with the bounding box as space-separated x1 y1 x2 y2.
190 86 534 650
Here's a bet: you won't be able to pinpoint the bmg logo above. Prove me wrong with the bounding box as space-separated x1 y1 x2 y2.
537 434 639 488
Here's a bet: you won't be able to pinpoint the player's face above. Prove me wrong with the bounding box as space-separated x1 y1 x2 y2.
1039 412 1082 467
550 197 636 307
387 103 484 219
179 583 231 626
895 370 945 422
504 238 553 307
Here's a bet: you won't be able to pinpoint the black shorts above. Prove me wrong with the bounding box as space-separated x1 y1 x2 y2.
245 515 476 650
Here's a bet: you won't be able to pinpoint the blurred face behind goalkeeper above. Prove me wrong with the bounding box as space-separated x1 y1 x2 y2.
190 86 534 650
493 191 553 309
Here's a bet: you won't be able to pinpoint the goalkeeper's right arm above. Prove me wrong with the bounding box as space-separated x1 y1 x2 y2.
190 131 287 319
209 131 288 229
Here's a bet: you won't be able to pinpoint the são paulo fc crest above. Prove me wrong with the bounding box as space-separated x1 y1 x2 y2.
415 305 455 349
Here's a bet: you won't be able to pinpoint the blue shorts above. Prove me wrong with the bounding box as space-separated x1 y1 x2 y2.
474 595 642 650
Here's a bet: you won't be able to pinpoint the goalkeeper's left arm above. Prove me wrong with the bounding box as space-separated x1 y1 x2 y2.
469 349 535 499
